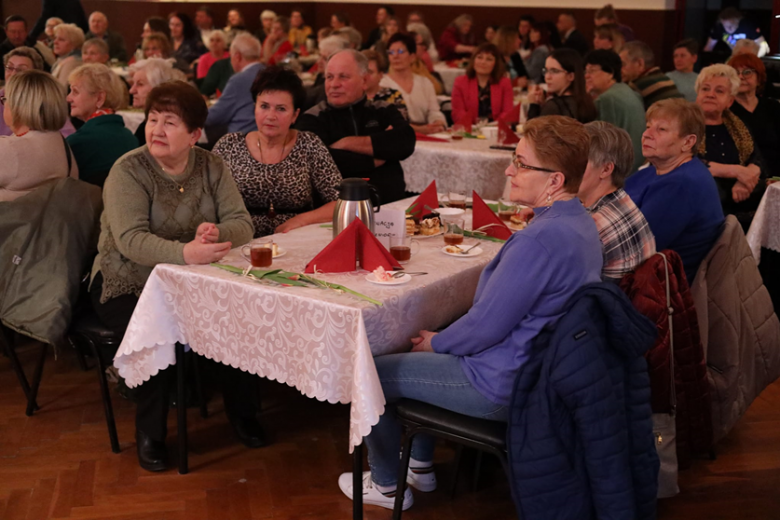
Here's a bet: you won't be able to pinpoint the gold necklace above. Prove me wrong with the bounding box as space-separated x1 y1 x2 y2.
256 131 291 164
160 164 186 193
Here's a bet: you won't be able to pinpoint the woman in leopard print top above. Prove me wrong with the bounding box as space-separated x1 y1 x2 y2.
213 66 342 238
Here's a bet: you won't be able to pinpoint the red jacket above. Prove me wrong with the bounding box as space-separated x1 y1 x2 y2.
268 40 293 66
437 25 475 61
451 75 514 123
619 251 712 468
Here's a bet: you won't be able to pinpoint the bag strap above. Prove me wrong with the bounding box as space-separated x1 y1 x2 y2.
62 135 73 177
657 252 676 414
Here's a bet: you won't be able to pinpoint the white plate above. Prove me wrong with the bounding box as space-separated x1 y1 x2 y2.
441 245 483 257
436 207 465 217
273 247 287 258
414 229 444 238
439 193 474 205
365 273 412 285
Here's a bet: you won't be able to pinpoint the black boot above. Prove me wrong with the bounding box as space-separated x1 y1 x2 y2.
136 430 167 472
228 414 267 449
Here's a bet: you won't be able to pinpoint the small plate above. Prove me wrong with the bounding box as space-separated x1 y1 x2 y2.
441 245 483 257
439 194 474 205
365 273 412 285
414 230 444 238
273 247 287 258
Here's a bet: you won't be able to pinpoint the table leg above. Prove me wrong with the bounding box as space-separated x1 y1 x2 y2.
353 442 363 520
176 342 188 475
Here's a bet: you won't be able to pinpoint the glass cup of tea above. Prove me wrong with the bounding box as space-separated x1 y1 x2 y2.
498 199 518 221
448 191 467 210
389 235 420 265
241 237 274 268
451 124 466 141
442 216 465 246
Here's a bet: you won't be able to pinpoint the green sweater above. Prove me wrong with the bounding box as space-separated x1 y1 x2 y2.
66 114 139 188
595 82 647 173
92 146 253 303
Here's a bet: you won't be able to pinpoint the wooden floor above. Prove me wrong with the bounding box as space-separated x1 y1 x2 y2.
1 342 779 520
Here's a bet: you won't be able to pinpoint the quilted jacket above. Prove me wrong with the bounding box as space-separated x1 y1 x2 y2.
620 251 713 467
507 283 659 520
690 215 780 442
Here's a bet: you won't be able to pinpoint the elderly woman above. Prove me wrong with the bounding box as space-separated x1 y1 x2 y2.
261 16 293 66
695 64 765 229
525 22 552 84
362 49 407 118
380 33 447 134
493 26 529 87
528 48 597 124
728 53 780 179
255 10 276 43
168 12 205 66
625 98 724 282
337 115 603 510
82 38 110 64
90 81 258 472
128 58 187 145
579 121 656 280
0 70 78 201
196 29 228 79
66 64 138 187
51 23 84 86
437 14 477 61
213 66 342 237
451 43 514 124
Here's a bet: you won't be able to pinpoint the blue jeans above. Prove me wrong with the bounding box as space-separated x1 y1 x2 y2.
365 352 508 487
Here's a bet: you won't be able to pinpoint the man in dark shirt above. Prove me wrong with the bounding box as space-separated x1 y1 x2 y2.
557 11 589 56
85 11 127 62
704 7 766 56
0 15 54 80
621 41 683 109
297 49 416 204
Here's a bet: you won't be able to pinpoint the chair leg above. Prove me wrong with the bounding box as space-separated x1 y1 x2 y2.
1 327 36 407
73 337 90 372
192 353 208 419
450 444 464 498
472 451 484 492
352 442 363 520
176 342 188 475
393 430 415 520
25 343 48 417
85 335 120 453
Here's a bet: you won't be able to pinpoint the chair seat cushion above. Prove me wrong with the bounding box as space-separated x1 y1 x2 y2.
71 309 120 340
395 399 507 450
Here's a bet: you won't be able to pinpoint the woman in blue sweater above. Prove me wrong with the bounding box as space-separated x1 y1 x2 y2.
338 116 604 511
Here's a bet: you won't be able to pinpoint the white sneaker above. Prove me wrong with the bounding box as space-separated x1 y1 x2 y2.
407 465 437 492
338 471 413 511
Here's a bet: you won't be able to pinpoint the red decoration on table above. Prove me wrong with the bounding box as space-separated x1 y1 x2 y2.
407 180 438 221
304 219 401 273
497 119 520 145
471 191 512 240
415 132 449 142
454 114 473 134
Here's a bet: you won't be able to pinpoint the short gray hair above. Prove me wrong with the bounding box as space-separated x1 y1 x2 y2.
207 29 227 47
622 41 654 69
129 57 186 87
695 64 740 96
319 34 350 58
230 32 262 61
332 27 362 49
53 23 85 49
83 37 109 56
407 23 432 48
328 49 368 74
260 10 277 21
3 46 44 70
584 121 634 188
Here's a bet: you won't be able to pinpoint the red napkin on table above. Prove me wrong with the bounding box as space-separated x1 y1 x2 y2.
471 191 512 240
407 180 438 221
304 219 401 273
498 119 520 145
415 132 449 143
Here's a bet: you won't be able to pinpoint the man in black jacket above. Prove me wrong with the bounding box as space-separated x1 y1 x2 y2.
297 49 416 204
557 11 589 56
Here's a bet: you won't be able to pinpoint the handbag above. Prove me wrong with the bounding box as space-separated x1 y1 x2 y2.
653 252 680 498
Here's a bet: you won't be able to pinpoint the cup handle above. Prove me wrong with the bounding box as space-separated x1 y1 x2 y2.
411 239 421 257
241 245 251 262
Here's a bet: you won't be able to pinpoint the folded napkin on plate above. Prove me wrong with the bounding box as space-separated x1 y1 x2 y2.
305 219 401 273
498 119 520 145
472 191 512 240
407 180 438 220
415 132 449 143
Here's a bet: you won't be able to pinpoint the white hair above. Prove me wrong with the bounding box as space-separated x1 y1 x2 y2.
328 49 368 75
695 64 740 96
407 22 432 48
230 32 262 61
53 23 85 49
129 58 186 87
208 29 227 46
261 10 277 21
319 35 350 58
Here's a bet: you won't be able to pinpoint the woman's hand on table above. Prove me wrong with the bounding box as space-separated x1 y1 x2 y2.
183 239 232 265
275 214 309 233
196 222 220 243
732 181 752 203
410 330 438 353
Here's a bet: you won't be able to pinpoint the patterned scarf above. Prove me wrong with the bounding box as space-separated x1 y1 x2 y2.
698 109 753 166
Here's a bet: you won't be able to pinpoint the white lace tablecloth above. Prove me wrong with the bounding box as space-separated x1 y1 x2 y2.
433 63 466 95
747 183 780 263
402 137 513 200
113 201 502 452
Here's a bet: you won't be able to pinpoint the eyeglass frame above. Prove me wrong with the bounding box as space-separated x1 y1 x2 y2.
542 67 566 75
735 68 756 78
387 48 408 56
510 151 557 173
4 64 30 74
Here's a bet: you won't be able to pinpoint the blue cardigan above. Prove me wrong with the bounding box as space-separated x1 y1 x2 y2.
507 283 659 520
432 198 603 406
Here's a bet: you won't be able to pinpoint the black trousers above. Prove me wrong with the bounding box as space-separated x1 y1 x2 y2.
91 273 260 442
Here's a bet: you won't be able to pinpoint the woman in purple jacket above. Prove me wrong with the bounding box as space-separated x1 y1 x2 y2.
338 116 604 511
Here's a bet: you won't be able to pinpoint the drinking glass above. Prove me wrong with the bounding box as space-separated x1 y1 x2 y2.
389 235 419 264
442 216 465 246
241 237 274 268
448 191 467 210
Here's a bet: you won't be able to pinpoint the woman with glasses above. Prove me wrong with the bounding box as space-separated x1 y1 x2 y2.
528 48 597 124
380 33 446 134
727 54 780 179
337 115 602 511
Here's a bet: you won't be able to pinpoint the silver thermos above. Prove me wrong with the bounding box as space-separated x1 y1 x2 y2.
332 178 381 238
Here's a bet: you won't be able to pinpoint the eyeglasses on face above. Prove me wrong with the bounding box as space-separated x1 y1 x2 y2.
542 67 566 75
584 66 606 75
4 65 29 74
387 49 407 56
736 69 756 78
511 152 556 173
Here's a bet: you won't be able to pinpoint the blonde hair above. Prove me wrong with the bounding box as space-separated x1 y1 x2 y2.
646 98 705 151
3 46 44 70
5 70 68 131
69 63 128 110
494 26 519 56
53 23 85 50
695 63 740 96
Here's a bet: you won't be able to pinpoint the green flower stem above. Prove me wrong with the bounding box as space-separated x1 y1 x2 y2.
463 230 506 243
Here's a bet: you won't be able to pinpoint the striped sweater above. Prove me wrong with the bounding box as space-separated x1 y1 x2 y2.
631 67 684 109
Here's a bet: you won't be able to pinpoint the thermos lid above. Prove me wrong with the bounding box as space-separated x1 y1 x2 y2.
338 178 370 201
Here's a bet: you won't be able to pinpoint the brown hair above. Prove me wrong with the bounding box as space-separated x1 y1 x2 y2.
646 98 705 152
728 53 766 94
493 26 518 56
594 24 624 53
465 43 506 85
595 4 619 22
362 48 387 72
142 32 172 58
145 81 208 131
522 115 590 193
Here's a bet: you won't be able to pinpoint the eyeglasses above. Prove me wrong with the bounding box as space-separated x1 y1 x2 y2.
542 67 566 75
584 66 605 75
4 65 29 74
387 49 407 56
736 69 756 78
511 152 556 173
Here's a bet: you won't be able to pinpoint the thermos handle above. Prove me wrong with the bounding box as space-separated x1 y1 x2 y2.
369 186 381 212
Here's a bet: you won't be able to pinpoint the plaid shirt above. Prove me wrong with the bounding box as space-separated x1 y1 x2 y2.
587 189 656 280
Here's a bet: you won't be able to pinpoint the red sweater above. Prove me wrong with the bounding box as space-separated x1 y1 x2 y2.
451 75 514 123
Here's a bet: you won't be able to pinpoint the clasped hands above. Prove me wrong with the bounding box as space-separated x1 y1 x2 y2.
183 222 232 265
733 165 761 203
410 330 437 353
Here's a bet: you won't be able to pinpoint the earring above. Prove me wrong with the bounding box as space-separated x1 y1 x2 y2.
546 193 552 205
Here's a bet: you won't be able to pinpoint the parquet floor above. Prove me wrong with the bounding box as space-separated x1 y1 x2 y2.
1 341 779 520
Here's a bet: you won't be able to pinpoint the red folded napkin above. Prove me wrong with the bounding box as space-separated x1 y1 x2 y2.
305 219 401 273
415 132 449 143
499 103 521 125
498 119 520 145
407 180 438 220
472 191 512 240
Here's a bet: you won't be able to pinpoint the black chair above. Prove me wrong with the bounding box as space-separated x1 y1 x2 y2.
390 399 510 519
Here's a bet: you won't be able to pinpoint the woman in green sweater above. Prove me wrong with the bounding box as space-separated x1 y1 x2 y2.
90 81 259 472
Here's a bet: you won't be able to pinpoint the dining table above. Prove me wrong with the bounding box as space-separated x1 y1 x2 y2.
746 182 780 263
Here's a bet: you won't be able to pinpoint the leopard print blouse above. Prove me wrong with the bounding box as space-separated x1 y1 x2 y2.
213 130 342 237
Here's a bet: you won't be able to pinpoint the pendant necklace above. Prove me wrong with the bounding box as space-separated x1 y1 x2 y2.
160 164 185 193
